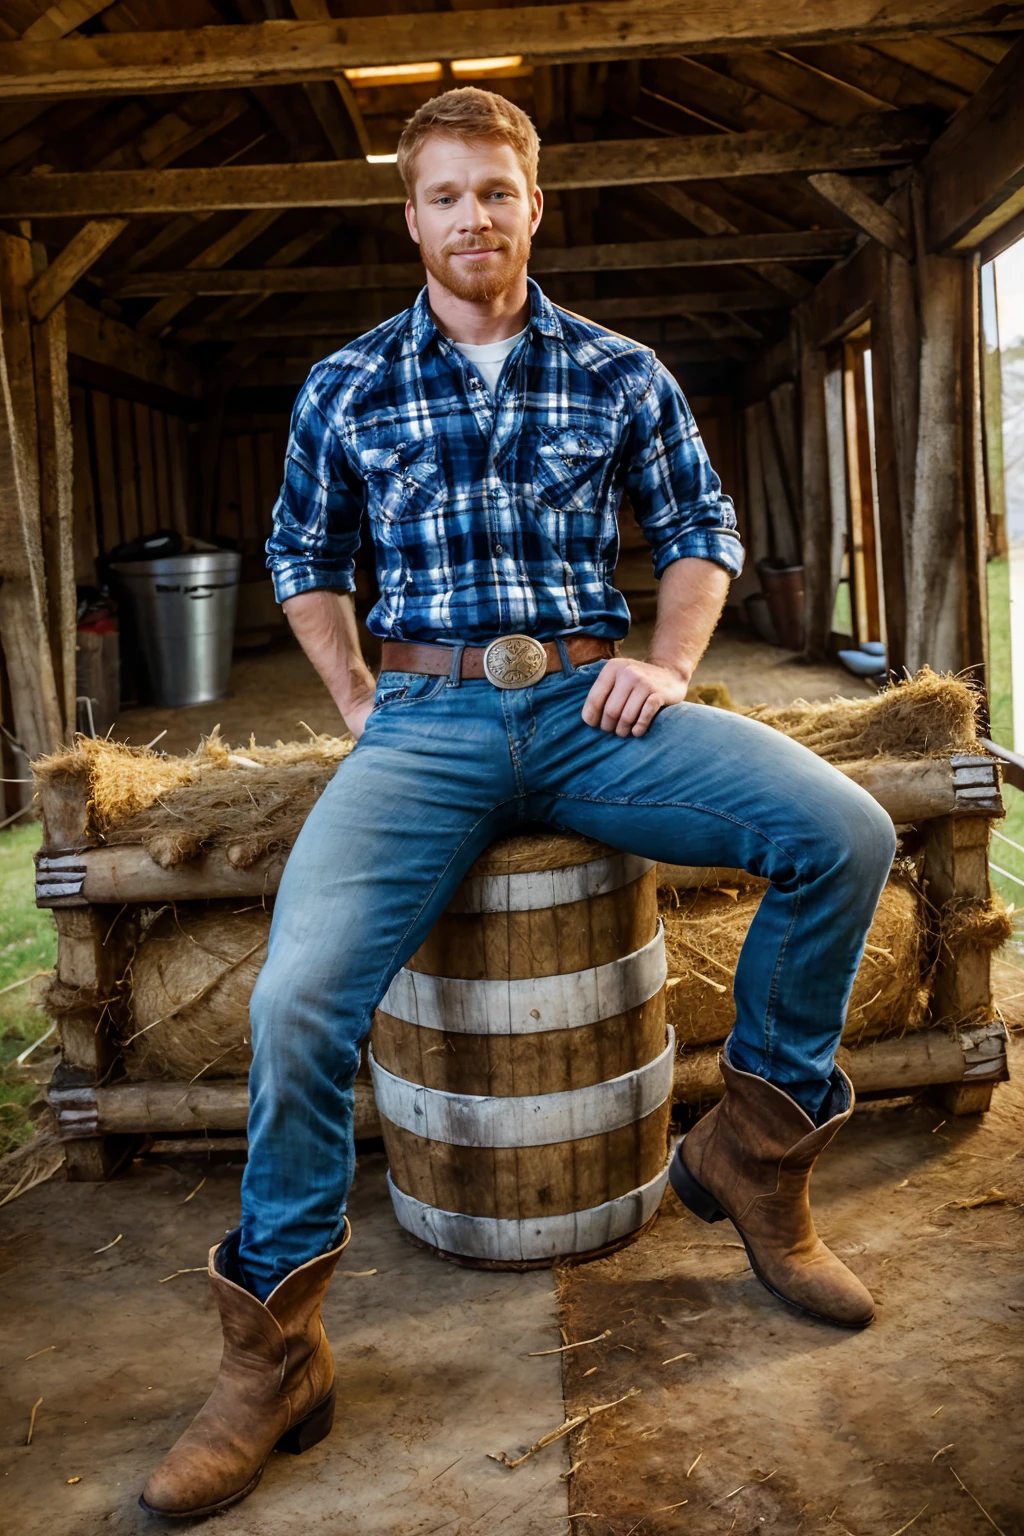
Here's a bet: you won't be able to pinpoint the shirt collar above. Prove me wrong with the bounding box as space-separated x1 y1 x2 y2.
404 274 562 355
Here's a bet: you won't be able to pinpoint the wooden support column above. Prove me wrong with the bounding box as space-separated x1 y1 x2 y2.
961 253 990 709
798 313 832 661
868 245 912 678
31 275 77 733
0 229 65 761
904 188 968 676
921 813 999 1115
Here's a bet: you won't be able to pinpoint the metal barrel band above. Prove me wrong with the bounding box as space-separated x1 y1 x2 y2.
368 1026 675 1149
377 920 666 1035
446 851 655 913
385 1159 672 1262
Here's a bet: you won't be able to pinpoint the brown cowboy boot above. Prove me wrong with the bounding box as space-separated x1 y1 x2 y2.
669 1052 874 1328
140 1221 350 1519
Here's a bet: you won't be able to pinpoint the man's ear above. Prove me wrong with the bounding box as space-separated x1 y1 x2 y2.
405 199 421 246
530 186 544 237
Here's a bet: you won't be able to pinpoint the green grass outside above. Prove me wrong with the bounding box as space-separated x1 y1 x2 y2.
984 557 1024 920
0 821 57 1156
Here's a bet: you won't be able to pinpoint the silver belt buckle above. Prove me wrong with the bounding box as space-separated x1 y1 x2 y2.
482 634 548 690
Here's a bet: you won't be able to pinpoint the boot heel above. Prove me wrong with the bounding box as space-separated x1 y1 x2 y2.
276 1386 335 1455
669 1140 726 1224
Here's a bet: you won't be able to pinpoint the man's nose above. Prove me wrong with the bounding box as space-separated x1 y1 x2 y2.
456 195 492 232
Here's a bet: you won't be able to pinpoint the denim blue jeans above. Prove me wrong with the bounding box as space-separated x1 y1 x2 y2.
239 655 896 1298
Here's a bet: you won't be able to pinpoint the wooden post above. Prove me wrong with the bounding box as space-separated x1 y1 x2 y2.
32 283 77 733
868 247 911 678
798 312 833 661
961 252 990 716
0 230 65 761
921 813 998 1114
904 183 969 675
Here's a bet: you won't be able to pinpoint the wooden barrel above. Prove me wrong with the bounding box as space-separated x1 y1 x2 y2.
370 829 673 1267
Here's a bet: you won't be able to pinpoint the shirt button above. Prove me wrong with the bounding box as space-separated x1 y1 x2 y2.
494 543 504 556
469 378 483 390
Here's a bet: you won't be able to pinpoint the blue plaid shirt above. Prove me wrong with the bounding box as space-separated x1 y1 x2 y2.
267 278 743 642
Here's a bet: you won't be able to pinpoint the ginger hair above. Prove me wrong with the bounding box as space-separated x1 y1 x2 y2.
396 86 540 198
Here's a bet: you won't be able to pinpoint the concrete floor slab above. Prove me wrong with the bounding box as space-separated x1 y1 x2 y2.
1 1154 568 1536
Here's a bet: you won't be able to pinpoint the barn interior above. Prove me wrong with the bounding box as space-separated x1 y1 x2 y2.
2 6 1024 1536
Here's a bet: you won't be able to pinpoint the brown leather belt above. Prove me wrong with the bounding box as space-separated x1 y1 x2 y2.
381 634 614 689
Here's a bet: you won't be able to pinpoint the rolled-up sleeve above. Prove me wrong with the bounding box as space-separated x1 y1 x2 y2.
623 359 744 580
265 373 364 603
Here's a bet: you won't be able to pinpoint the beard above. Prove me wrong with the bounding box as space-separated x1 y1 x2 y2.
419 224 532 303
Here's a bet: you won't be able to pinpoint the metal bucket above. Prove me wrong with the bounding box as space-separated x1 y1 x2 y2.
111 549 241 707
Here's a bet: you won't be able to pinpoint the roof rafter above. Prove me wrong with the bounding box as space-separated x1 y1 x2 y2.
0 4 1019 101
0 111 934 217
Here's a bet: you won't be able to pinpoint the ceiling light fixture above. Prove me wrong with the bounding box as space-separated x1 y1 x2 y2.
366 152 399 164
450 55 524 76
344 62 443 86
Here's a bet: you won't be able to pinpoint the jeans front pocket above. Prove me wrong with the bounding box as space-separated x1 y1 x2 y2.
373 669 448 709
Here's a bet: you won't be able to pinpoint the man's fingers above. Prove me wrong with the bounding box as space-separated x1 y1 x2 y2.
631 694 664 738
600 674 639 733
581 664 619 726
615 685 661 736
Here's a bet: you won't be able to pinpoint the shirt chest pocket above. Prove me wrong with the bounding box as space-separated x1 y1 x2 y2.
359 437 443 523
531 427 615 516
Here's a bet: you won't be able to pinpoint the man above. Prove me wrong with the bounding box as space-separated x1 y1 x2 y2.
142 88 896 1519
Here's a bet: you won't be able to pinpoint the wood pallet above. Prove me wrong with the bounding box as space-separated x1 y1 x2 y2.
35 754 1010 1177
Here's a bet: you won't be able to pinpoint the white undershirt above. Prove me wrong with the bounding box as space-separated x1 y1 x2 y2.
453 327 527 396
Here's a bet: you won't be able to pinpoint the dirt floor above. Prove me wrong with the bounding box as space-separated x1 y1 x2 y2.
107 620 874 754
13 621 1008 1536
560 1038 1024 1536
0 1152 568 1536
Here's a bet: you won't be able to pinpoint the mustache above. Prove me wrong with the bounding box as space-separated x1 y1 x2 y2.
442 238 511 257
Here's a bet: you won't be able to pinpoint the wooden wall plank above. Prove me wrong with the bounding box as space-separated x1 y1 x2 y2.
132 400 157 535
88 389 120 551
69 384 98 585
112 394 139 544
166 413 190 536
150 406 171 531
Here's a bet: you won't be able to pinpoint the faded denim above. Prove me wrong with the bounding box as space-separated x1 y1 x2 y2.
239 658 896 1298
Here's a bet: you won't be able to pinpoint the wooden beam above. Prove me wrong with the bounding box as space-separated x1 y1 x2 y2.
289 0 373 159
533 230 855 275
0 113 934 217
19 1 117 43
65 296 202 401
805 237 883 349
0 6 1016 99
26 99 252 325
647 182 813 300
807 171 913 260
109 256 816 300
27 219 125 325
135 209 282 338
923 35 1024 253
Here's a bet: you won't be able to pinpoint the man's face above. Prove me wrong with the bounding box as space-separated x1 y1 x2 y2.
405 135 543 303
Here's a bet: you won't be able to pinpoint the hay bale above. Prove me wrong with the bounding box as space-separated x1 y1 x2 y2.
35 727 354 868
744 666 981 762
120 902 271 1080
661 869 929 1051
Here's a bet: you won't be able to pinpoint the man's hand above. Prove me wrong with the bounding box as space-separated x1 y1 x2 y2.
282 590 377 740
582 657 690 738
341 683 377 740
